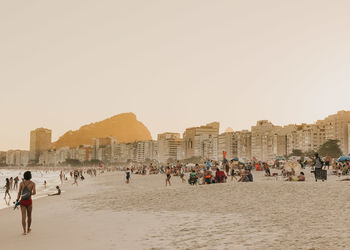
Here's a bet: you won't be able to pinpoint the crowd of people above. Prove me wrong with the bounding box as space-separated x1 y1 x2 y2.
2 152 350 235
1 166 110 235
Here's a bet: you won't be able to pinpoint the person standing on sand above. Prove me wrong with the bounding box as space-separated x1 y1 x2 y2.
14 176 19 190
16 171 36 235
165 167 171 186
180 165 185 183
230 161 237 181
59 171 64 184
72 170 79 186
4 178 11 199
126 168 131 184
313 153 324 181
9 177 13 190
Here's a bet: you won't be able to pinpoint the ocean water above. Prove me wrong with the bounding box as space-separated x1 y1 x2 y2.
0 169 63 210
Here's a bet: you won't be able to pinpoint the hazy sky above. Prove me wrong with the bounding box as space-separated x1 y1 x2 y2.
1 0 350 150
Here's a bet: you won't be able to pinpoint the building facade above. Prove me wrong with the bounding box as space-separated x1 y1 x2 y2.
6 150 29 166
157 133 182 163
183 122 219 161
29 128 52 163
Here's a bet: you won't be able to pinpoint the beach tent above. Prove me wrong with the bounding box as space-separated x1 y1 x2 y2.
338 155 350 162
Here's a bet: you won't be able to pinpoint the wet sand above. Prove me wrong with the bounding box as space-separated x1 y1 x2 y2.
1 170 350 249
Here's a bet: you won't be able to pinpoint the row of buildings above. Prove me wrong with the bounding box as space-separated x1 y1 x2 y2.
2 111 350 166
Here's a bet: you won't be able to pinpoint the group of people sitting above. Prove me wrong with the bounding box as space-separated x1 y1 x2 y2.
188 167 254 185
188 168 227 185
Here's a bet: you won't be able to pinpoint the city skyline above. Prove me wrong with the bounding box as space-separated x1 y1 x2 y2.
1 1 350 150
1 109 349 152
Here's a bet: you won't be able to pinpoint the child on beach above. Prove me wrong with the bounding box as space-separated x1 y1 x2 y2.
126 168 131 184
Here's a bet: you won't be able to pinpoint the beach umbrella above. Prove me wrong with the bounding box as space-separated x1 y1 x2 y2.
337 155 350 162
186 163 196 167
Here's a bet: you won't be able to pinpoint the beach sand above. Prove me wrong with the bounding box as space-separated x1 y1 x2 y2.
1 170 350 250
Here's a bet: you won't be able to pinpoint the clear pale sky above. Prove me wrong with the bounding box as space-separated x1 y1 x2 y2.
1 0 350 151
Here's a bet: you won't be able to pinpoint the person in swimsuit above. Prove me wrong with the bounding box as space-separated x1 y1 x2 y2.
286 172 305 182
165 167 171 186
72 170 79 186
4 178 11 199
179 166 185 183
230 161 237 181
126 168 131 184
16 171 36 235
14 176 19 190
48 186 61 196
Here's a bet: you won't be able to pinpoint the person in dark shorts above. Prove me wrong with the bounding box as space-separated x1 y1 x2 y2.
48 186 61 196
165 167 171 186
4 178 11 199
313 153 324 181
126 168 131 184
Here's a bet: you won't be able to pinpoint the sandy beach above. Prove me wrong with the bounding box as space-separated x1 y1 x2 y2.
1 170 350 250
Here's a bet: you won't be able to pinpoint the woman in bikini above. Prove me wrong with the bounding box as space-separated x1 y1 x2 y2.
4 178 11 199
16 171 36 235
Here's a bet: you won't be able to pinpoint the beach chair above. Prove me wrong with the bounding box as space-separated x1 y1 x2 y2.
188 173 198 185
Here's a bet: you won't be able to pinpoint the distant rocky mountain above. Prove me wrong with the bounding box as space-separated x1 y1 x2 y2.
53 113 152 149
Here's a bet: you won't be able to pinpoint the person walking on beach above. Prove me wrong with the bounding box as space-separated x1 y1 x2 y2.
180 165 185 183
165 167 171 186
16 171 36 235
72 170 79 186
9 177 13 190
59 171 64 184
4 178 11 199
14 176 19 190
313 153 324 181
126 168 131 184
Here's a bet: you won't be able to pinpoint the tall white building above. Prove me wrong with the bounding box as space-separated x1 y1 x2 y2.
6 150 29 166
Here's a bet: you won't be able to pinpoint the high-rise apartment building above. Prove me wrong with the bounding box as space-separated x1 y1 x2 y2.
135 140 157 162
157 133 182 163
0 151 6 165
251 121 286 161
236 130 252 160
29 128 52 163
317 110 350 155
286 124 325 155
218 131 238 160
183 122 219 161
93 137 116 163
6 150 29 166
